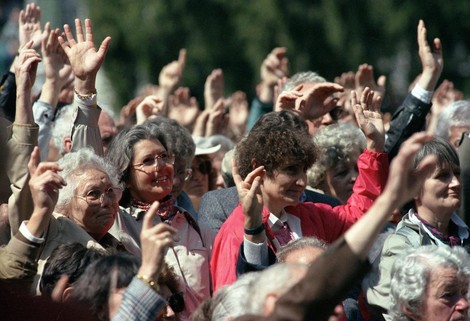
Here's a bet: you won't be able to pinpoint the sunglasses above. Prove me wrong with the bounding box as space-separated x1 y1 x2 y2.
192 160 212 175
168 292 185 313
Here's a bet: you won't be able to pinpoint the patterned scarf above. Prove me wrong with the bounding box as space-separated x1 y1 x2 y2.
130 195 178 223
416 213 461 247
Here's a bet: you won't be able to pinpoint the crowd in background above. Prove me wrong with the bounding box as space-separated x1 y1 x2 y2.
2 3 470 321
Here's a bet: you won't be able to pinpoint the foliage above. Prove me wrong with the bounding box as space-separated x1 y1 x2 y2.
87 0 470 111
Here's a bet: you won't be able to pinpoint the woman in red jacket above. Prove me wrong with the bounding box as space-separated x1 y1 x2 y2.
210 88 388 290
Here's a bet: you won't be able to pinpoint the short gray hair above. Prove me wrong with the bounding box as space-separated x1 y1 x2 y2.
56 148 120 215
435 100 470 142
276 237 327 263
143 117 195 167
307 123 366 188
283 71 326 92
245 263 307 314
211 272 258 321
389 245 470 321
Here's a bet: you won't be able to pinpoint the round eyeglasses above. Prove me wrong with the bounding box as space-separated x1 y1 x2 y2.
132 153 175 173
74 187 122 206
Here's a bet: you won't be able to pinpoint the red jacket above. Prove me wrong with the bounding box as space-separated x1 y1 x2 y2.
210 149 388 291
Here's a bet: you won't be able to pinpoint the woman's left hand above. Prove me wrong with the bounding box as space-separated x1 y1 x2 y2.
352 87 385 152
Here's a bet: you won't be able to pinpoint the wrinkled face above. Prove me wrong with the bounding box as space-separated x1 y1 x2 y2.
324 158 359 204
449 125 470 149
128 139 174 204
261 162 308 215
184 156 210 198
417 161 461 218
414 267 469 321
70 168 119 239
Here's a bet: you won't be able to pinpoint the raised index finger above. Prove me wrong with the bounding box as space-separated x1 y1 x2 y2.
142 201 160 231
178 48 187 69
27 146 40 175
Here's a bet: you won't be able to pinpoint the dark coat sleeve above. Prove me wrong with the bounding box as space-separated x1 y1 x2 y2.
384 92 432 161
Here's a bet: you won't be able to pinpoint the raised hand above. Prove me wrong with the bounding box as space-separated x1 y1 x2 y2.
14 40 42 92
58 18 111 94
233 160 265 231
18 2 42 51
28 147 66 215
355 64 386 99
135 95 164 124
276 83 344 120
417 20 443 91
138 201 178 282
168 86 200 131
259 48 289 103
206 98 228 136
158 49 186 92
42 23 72 85
204 69 224 110
227 91 249 138
40 22 73 108
352 87 385 152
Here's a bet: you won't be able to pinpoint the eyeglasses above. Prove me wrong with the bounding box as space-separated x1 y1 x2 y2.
132 153 175 173
74 187 122 205
192 160 212 176
168 292 185 313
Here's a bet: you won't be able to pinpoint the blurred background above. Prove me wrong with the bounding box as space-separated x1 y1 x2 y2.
2 0 470 114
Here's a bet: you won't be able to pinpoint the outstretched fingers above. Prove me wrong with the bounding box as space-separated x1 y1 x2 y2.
75 18 85 43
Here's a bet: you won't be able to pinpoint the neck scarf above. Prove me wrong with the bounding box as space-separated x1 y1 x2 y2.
130 195 178 223
416 213 461 247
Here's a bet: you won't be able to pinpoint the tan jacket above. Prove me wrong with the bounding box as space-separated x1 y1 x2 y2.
127 205 215 321
32 212 103 293
0 235 42 280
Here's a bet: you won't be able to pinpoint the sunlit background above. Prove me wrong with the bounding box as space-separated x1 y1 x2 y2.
2 0 470 115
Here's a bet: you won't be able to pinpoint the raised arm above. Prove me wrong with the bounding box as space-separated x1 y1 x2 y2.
59 18 111 97
35 23 73 160
275 82 344 121
112 201 177 321
7 41 42 236
0 147 65 280
246 48 288 131
58 18 111 155
248 133 436 321
385 20 443 159
352 88 384 153
157 49 186 116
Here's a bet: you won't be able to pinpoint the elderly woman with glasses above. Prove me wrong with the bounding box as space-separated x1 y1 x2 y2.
25 147 124 292
106 121 214 320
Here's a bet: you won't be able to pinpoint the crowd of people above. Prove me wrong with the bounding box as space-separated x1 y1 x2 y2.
2 3 470 321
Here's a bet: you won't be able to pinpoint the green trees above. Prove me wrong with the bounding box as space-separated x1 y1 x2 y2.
87 0 470 111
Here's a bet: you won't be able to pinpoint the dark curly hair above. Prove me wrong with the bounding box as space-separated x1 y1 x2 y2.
236 111 317 179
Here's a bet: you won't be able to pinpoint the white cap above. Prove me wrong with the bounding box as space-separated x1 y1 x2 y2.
193 136 222 156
